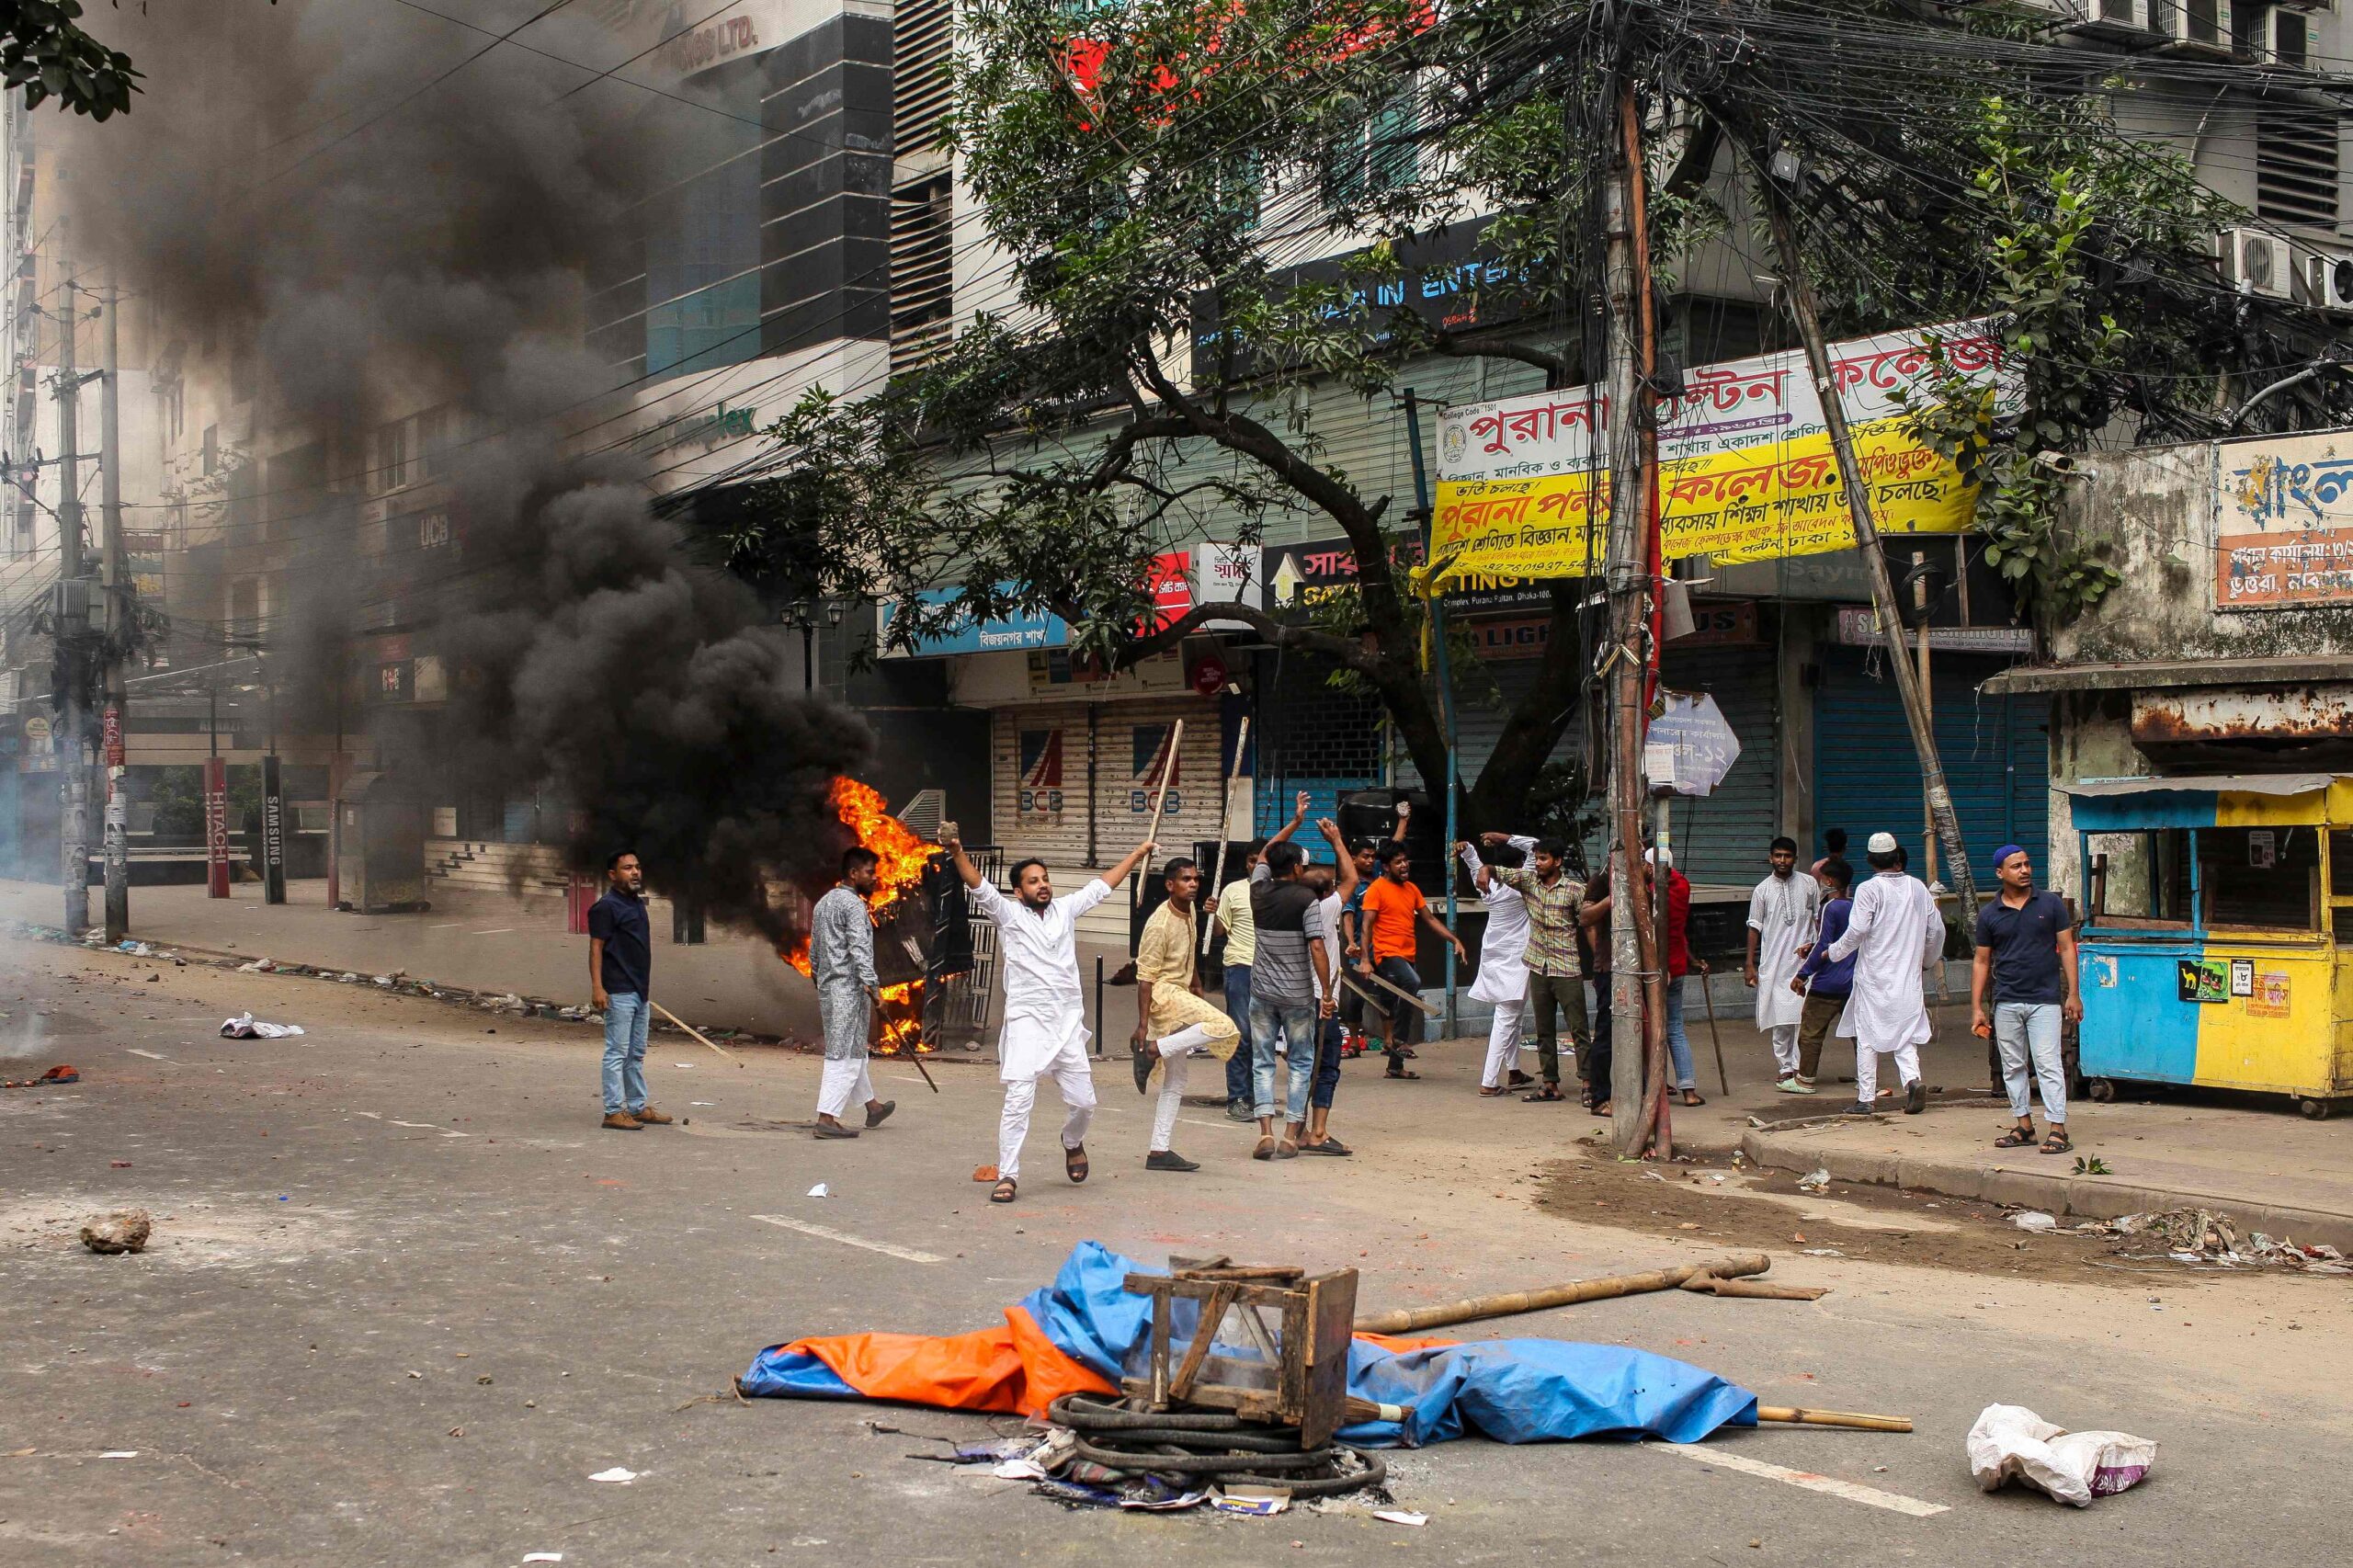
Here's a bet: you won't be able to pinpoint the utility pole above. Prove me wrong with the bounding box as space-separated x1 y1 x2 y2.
100 280 130 940
52 278 89 936
1747 152 1982 921
1602 74 1659 1155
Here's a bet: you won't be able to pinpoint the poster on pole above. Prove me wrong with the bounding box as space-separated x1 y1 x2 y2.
1431 321 2017 581
1645 692 1741 798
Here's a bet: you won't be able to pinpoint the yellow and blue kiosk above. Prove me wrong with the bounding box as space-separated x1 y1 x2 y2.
2069 774 2353 1119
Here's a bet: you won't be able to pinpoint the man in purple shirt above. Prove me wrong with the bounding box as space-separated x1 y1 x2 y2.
1784 857 1856 1096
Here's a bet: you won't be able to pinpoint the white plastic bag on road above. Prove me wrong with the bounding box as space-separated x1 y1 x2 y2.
220 1012 306 1040
1967 1403 2156 1506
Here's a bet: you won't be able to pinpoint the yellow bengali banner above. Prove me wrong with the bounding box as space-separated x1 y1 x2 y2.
1431 416 1977 581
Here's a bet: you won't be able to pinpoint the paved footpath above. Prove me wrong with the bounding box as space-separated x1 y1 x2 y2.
2 933 2348 1565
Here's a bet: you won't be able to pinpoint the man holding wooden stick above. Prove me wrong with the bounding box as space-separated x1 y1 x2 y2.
949 828 1157 1204
589 849 672 1131
1358 822 1466 1083
809 846 896 1140
1131 856 1240 1172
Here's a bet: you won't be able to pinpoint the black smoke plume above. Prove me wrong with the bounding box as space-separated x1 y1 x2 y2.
54 1 870 941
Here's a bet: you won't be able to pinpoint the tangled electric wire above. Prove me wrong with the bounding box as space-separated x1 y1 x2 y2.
1046 1392 1389 1498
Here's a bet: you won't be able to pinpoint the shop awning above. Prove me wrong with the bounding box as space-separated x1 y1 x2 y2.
2062 773 2342 798
1980 656 2353 695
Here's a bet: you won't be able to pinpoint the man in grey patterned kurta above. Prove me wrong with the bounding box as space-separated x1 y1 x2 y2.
812 846 895 1140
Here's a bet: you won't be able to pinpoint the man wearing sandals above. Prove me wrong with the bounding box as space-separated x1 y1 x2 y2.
949 830 1159 1204
1130 856 1242 1173
1492 838 1586 1102
810 846 896 1140
1824 832 1940 1117
1247 839 1337 1159
1972 845 2081 1155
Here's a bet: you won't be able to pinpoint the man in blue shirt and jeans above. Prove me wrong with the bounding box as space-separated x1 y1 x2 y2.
1972 844 2081 1155
590 849 670 1131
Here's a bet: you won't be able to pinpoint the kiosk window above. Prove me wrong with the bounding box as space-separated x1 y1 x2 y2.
2200 826 2320 932
2086 829 2191 928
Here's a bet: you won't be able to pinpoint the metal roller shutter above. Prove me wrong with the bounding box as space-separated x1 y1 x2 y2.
1812 648 2050 879
1656 646 1779 888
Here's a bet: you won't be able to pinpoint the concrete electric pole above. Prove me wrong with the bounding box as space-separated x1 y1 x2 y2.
51 280 90 937
100 280 130 941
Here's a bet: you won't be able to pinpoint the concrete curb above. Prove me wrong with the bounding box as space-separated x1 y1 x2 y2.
1740 1127 2353 1255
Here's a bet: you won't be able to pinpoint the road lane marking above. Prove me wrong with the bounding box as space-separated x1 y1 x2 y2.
353 1111 471 1138
471 927 515 936
126 1049 176 1063
749 1214 943 1265
1655 1444 1948 1517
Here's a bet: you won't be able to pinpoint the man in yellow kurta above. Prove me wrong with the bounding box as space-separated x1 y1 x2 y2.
1130 856 1242 1173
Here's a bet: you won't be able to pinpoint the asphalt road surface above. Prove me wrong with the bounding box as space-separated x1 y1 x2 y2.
2 935 2344 1565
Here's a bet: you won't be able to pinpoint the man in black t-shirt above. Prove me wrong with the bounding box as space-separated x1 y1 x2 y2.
589 849 668 1131
1971 845 2080 1155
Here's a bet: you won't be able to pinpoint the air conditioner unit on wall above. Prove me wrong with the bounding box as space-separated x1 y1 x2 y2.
2260 4 2316 64
2313 251 2353 312
2222 227 2296 297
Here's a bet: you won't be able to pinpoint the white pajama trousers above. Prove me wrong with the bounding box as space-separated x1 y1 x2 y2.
817 1053 872 1118
1767 1023 1801 1076
1482 1003 1527 1087
1149 1023 1216 1153
1854 1040 1922 1103
998 1043 1097 1182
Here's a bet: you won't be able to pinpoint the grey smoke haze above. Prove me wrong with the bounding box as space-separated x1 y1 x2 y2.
55 1 872 942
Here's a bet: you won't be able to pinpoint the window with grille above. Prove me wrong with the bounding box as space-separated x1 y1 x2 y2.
1326 85 1420 210
2256 101 2340 230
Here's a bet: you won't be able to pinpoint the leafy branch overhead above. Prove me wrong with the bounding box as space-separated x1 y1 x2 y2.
721 0 2349 825
3 0 143 119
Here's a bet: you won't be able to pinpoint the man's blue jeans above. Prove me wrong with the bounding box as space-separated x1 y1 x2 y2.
1222 961 1254 1104
1311 1016 1344 1110
1665 977 1695 1091
1249 995 1317 1124
602 991 650 1114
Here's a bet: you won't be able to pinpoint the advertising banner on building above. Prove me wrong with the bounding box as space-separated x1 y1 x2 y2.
1432 321 2012 580
2215 430 2353 610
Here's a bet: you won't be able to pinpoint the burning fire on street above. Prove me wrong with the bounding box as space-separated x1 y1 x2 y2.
784 778 938 1054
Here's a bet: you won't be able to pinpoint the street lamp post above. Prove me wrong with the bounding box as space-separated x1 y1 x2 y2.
784 597 847 693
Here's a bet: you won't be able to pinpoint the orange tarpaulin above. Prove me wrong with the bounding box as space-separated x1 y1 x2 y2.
783 1305 1116 1419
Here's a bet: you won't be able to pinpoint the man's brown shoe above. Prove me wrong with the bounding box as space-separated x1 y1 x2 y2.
601 1111 642 1131
631 1105 674 1126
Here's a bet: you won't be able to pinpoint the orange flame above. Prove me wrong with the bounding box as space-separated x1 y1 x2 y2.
785 778 938 1054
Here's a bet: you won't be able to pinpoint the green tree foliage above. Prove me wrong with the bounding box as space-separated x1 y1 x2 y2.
722 0 2340 826
3 0 142 119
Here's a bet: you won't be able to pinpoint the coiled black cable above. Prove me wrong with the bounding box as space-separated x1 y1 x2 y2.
1048 1393 1388 1498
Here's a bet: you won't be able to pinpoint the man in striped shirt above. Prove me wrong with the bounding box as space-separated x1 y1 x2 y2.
1493 839 1587 1102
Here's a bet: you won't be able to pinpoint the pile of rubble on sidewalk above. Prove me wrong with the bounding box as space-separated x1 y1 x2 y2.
2010 1205 2350 1273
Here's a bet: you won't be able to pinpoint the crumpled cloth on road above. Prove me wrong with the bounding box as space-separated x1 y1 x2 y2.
220 1012 305 1039
2 1063 78 1088
738 1241 1759 1448
1967 1403 2157 1506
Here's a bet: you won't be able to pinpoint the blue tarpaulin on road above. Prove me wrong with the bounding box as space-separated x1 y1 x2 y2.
740 1241 1758 1447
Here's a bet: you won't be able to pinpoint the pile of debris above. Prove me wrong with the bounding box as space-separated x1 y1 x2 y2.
2075 1207 2349 1273
915 1409 1386 1516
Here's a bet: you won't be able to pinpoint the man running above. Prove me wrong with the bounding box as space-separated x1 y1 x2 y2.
949 830 1158 1203
1746 835 1821 1088
1823 832 1941 1116
1131 856 1242 1173
1459 834 1539 1096
809 846 896 1139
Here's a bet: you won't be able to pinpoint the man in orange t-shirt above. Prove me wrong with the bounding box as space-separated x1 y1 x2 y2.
1355 843 1467 1079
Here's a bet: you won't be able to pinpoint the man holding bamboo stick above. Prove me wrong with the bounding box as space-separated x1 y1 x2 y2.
589 849 671 1131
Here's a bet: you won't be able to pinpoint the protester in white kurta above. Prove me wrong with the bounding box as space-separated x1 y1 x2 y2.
809 851 893 1138
1823 835 1943 1113
952 834 1157 1202
1745 840 1821 1078
1461 835 1537 1091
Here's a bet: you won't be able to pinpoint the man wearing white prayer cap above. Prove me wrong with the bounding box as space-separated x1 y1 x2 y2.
1822 831 1941 1115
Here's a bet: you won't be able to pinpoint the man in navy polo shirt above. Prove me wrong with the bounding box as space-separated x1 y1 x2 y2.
589 849 669 1131
1972 844 2081 1155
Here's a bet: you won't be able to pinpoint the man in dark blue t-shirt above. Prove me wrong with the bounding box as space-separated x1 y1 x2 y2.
589 849 668 1131
1971 844 2079 1155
